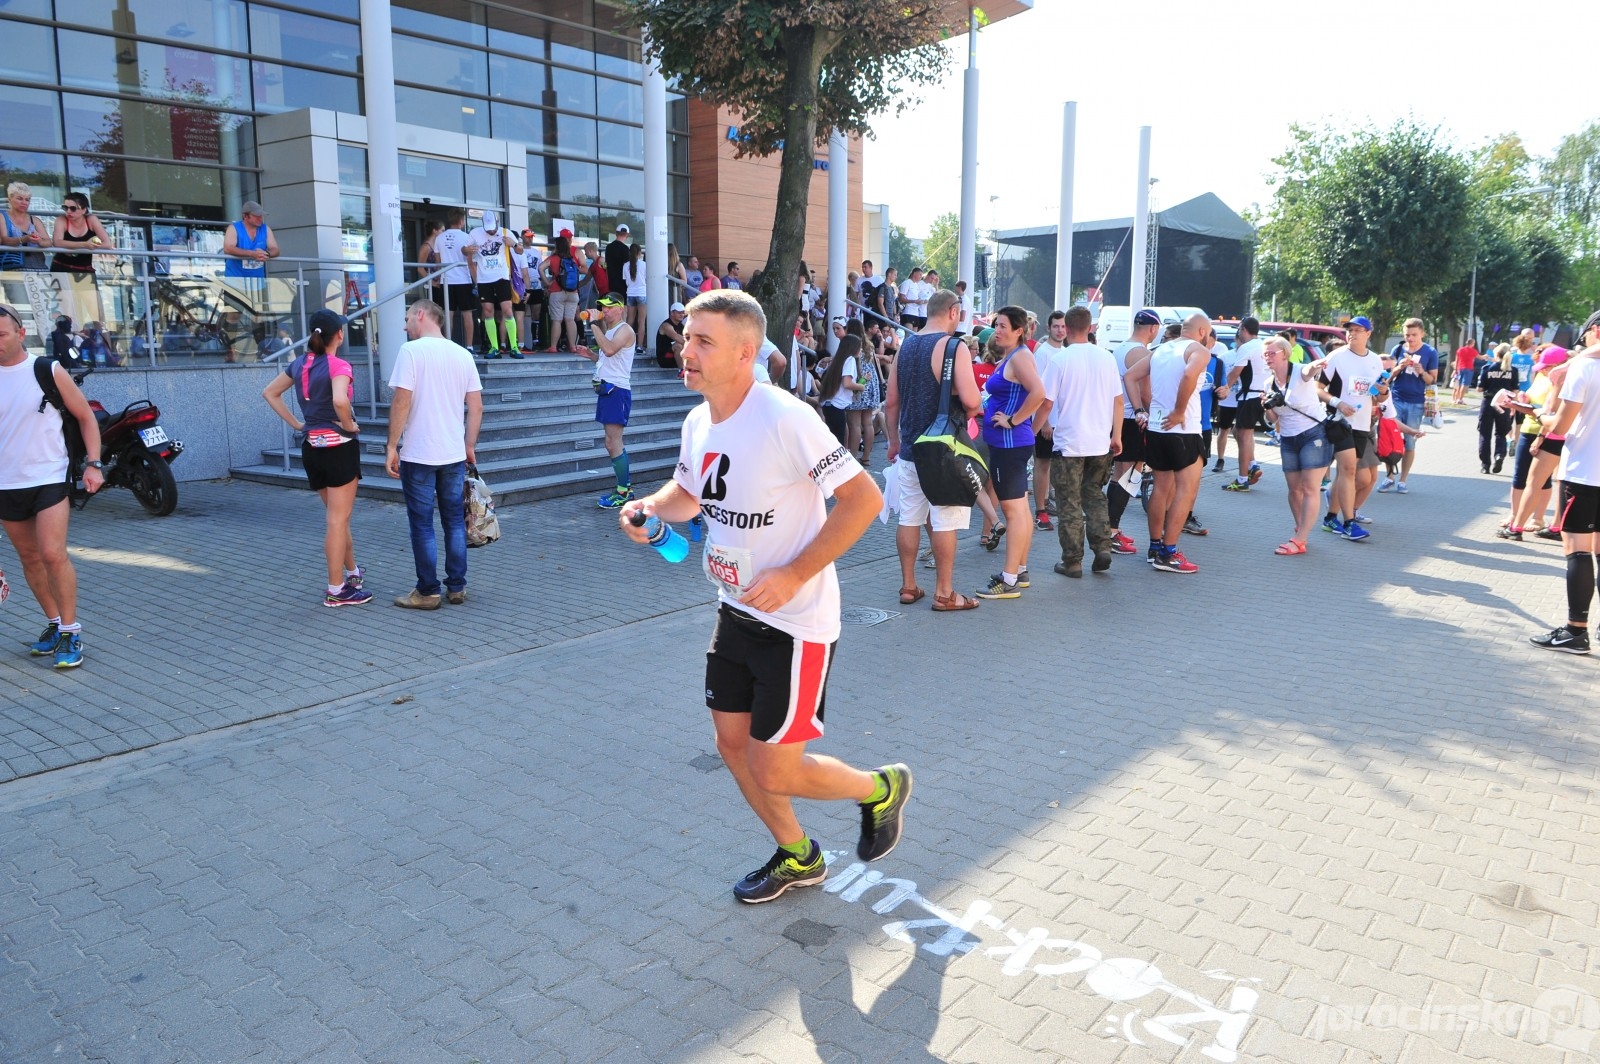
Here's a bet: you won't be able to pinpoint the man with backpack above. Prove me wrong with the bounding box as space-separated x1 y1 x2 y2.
0 305 104 669
542 230 587 356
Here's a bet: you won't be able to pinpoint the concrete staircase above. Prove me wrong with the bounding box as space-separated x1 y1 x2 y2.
231 352 697 506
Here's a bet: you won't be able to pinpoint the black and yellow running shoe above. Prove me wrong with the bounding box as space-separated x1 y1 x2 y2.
733 842 827 904
857 763 912 862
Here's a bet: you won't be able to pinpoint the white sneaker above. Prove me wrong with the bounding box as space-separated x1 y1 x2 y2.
1351 512 1373 524
1376 478 1396 493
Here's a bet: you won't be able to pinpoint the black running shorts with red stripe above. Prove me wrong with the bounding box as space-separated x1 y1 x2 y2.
705 605 833 744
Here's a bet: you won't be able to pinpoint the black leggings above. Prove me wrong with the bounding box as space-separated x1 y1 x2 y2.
821 404 849 444
1107 478 1132 529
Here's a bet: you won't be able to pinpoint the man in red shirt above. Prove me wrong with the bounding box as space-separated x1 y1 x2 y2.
1452 340 1480 405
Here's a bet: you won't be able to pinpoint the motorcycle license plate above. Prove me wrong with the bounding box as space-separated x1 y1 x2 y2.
139 426 170 447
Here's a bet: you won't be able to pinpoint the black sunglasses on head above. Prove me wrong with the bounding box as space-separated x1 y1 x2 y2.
0 305 24 327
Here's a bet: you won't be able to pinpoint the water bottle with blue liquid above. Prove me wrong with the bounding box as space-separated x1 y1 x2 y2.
630 511 688 563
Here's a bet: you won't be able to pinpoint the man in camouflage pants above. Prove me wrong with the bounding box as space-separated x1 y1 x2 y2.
1039 307 1124 577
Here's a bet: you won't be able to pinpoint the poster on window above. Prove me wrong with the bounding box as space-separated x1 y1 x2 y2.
22 272 105 346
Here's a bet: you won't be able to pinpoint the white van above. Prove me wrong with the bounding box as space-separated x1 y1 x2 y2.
1094 306 1187 350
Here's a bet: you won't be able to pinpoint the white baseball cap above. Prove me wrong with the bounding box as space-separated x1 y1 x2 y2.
670 301 685 313
482 211 498 232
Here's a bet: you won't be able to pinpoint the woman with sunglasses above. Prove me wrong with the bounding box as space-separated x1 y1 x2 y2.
50 194 113 275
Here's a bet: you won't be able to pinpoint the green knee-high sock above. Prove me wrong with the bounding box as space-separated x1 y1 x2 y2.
611 450 630 488
483 318 499 349
505 318 518 349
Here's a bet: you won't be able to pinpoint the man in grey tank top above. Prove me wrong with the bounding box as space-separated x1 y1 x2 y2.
884 290 984 611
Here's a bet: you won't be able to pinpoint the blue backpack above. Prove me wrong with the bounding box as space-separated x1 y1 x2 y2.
550 254 579 291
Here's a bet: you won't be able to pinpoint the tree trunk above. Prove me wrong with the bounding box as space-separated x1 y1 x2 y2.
750 25 828 377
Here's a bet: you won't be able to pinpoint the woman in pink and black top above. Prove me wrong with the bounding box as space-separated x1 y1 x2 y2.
262 309 371 607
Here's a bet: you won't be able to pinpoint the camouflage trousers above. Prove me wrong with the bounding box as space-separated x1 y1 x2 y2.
1049 452 1114 564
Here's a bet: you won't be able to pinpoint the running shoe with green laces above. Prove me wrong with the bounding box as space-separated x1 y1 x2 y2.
858 763 913 862
28 622 60 656
733 841 827 903
598 485 633 509
52 631 83 669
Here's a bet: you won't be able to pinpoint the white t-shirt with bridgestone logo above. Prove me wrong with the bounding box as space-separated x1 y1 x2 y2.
466 227 510 284
673 382 864 643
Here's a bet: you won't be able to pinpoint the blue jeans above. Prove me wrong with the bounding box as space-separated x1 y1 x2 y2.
400 460 467 595
1393 400 1424 453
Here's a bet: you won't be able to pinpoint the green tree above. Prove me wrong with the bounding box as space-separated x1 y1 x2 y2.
919 211 960 290
628 0 966 352
1543 120 1600 322
886 222 918 276
1302 121 1475 343
1251 124 1345 323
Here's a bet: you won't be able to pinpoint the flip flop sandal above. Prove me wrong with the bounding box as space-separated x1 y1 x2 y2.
1274 540 1308 556
932 592 981 611
898 587 925 605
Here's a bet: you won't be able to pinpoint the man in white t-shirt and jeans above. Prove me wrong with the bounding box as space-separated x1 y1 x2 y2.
619 289 910 904
1530 309 1600 654
1041 306 1122 577
386 299 483 609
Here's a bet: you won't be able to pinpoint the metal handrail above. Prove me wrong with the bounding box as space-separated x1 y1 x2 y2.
268 265 454 471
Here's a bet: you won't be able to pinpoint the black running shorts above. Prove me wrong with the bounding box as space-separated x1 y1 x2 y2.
706 605 833 744
1145 431 1202 472
0 482 71 522
477 279 513 304
1559 481 1600 535
1324 420 1368 459
301 438 362 491
1118 417 1146 464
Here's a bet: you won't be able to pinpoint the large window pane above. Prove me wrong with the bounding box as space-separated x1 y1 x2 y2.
394 86 488 138
491 103 548 152
393 34 487 97
252 63 359 115
392 0 486 46
249 7 360 72
599 122 643 167
55 0 248 50
465 165 501 209
246 0 358 18
670 176 691 216
487 8 591 67
57 31 251 110
398 155 464 203
0 86 62 152
338 145 368 193
598 165 643 209
62 93 250 166
552 113 596 157
549 67 595 114
595 75 640 125
69 154 241 221
0 0 52 17
0 152 66 209
340 194 370 230
555 202 600 242
668 132 689 173
0 18 58 82
525 201 551 236
539 159 597 203
489 55 546 107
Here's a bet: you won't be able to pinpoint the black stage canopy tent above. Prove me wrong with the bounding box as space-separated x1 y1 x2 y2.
994 193 1256 319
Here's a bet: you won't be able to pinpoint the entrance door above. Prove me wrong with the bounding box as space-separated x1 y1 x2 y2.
401 201 454 283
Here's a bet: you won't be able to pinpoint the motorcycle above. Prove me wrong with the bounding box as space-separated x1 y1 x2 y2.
65 363 185 516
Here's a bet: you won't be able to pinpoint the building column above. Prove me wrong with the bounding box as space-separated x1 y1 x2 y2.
1129 125 1152 310
958 10 979 309
828 131 848 355
643 30 670 339
359 0 404 380
1055 101 1076 312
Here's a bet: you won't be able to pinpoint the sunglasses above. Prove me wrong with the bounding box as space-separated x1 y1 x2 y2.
0 305 23 327
63 205 83 213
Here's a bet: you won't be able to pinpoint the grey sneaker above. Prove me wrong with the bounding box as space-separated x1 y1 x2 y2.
394 589 443 610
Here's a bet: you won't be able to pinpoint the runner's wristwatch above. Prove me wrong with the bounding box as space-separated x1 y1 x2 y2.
85 461 104 469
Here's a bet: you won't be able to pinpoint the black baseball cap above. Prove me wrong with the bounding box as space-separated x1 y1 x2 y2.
308 309 345 336
1582 309 1600 338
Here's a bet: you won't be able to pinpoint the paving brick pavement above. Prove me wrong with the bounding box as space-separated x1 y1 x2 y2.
3 412 1600 1062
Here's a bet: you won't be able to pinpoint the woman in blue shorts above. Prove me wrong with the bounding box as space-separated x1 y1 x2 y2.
974 306 1045 599
1262 337 1331 556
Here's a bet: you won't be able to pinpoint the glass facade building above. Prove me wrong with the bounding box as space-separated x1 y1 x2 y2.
0 0 691 254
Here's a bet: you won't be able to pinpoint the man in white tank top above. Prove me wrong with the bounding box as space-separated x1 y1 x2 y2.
1105 310 1162 556
0 306 105 668
1123 313 1210 573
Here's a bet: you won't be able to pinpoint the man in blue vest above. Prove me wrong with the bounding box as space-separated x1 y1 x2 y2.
222 201 279 323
